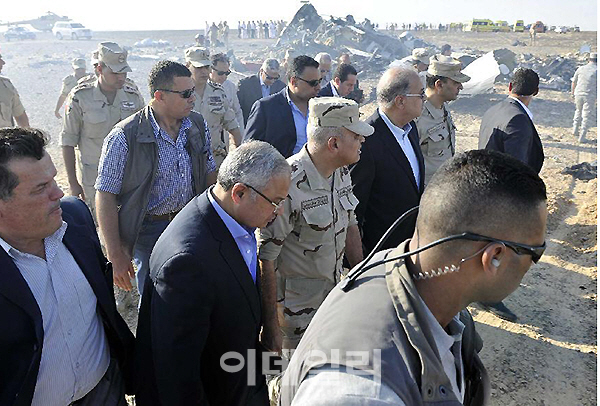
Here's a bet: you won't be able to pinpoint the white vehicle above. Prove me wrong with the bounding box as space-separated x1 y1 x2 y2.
52 22 92 40
554 26 568 34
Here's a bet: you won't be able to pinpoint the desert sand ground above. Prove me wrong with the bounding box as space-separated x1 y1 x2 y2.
0 29 596 405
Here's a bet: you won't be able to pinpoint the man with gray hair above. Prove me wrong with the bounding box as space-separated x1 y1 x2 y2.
237 58 286 126
351 67 425 255
135 140 290 406
315 52 333 89
258 97 373 355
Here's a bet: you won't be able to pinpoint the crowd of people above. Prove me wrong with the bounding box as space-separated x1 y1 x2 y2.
0 31 595 406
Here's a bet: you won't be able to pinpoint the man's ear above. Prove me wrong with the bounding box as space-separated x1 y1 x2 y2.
334 77 342 87
327 136 339 152
481 244 505 277
231 183 246 204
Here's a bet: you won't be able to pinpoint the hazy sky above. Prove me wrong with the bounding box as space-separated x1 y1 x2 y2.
2 0 597 32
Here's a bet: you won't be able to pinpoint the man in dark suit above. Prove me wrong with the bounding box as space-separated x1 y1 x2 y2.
244 55 321 158
318 63 358 98
0 128 134 406
135 141 291 406
237 58 286 127
351 67 426 256
479 68 544 173
478 67 544 321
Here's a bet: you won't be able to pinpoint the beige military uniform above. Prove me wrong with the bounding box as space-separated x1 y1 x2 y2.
415 100 456 185
61 79 144 209
60 74 79 97
572 61 597 140
258 146 359 349
0 76 26 127
193 80 239 168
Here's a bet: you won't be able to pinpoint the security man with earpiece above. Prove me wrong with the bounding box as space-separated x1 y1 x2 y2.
280 150 548 406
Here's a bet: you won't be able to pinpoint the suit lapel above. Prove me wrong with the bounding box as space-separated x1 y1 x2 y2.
277 89 297 142
252 76 263 102
0 250 43 343
374 112 420 193
200 195 261 323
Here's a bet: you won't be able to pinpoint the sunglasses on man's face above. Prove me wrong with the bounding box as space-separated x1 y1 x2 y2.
452 232 546 263
157 87 196 99
265 74 280 81
296 76 322 87
211 67 231 76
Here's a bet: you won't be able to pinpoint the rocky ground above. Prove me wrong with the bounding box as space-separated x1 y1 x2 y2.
0 29 595 405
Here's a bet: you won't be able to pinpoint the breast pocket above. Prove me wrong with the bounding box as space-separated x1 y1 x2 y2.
82 110 109 139
423 127 449 157
299 205 333 243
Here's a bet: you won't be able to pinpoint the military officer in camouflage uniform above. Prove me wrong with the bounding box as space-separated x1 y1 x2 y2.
0 53 29 128
415 54 470 185
54 58 87 119
258 97 373 354
185 47 242 168
61 42 144 215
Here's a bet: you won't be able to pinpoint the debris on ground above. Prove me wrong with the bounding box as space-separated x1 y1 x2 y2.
562 161 597 181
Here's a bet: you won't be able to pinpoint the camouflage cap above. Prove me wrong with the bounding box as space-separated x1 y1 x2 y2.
97 42 131 73
412 48 431 65
71 58 86 69
185 47 211 68
308 97 374 137
427 54 470 83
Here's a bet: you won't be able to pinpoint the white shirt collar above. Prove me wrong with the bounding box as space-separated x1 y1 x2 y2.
378 108 412 137
259 74 267 88
330 80 339 97
508 96 534 122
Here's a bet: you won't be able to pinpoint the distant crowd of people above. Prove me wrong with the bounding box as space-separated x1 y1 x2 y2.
0 28 595 406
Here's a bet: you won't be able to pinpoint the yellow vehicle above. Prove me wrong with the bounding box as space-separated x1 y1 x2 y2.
514 20 525 32
464 19 495 32
495 21 511 32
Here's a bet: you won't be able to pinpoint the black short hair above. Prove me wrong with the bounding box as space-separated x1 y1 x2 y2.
510 68 539 96
287 55 319 81
0 128 47 200
425 74 448 89
334 63 357 83
148 60 192 96
211 53 230 67
440 44 452 54
418 149 546 245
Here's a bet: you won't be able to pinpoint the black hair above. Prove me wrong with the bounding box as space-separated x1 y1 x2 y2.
425 74 449 89
0 128 47 200
211 53 230 67
148 60 192 96
287 55 319 81
511 68 539 96
334 63 358 83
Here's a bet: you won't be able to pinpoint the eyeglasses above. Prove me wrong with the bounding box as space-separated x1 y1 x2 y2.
265 74 280 81
296 77 322 87
243 183 286 213
404 91 427 100
156 87 196 99
446 232 546 263
211 67 231 76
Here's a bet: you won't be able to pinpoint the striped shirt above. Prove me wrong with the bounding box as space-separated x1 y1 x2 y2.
0 222 110 405
95 107 216 215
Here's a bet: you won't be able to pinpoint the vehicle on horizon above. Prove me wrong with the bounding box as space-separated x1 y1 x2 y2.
495 21 511 32
52 21 92 40
3 26 36 41
572 26 580 32
531 21 546 33
513 20 525 32
554 26 568 34
464 19 495 32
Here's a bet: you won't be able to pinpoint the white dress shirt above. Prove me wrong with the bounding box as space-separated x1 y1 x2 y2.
378 108 421 187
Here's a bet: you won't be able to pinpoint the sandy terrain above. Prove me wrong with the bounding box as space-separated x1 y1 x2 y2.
0 29 595 405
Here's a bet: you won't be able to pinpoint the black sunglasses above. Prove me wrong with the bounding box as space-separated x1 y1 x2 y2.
265 74 280 81
296 76 322 87
447 232 546 263
156 87 195 99
211 67 231 76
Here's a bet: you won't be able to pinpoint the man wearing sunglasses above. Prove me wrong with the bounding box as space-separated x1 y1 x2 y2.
280 150 548 406
95 60 217 306
209 53 244 134
258 97 373 357
185 47 242 169
237 58 286 127
245 55 321 158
